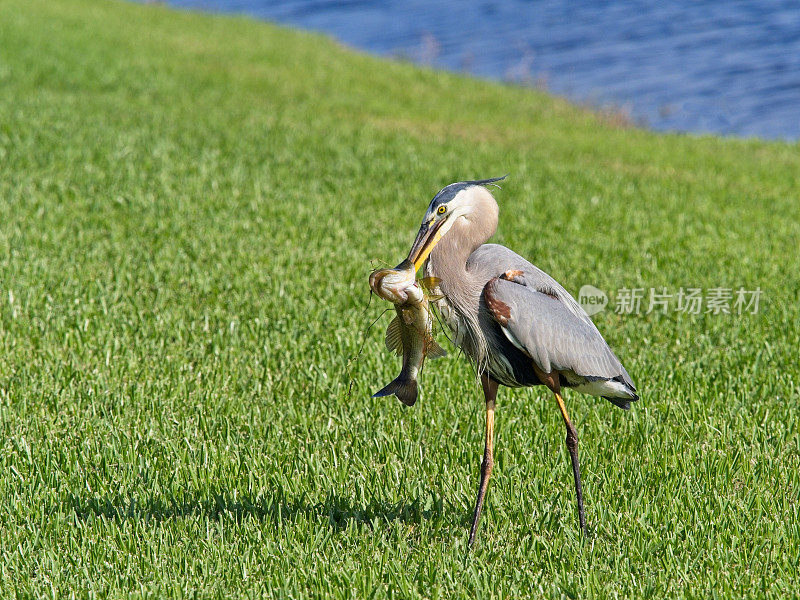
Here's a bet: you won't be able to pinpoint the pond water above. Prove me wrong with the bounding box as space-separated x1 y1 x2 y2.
160 0 800 140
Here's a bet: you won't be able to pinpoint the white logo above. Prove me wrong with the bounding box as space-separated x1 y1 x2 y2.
578 285 608 316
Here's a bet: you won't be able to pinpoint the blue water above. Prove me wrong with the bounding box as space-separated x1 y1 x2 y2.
160 0 800 140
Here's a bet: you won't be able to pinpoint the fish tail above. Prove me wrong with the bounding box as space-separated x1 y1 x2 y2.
372 376 418 406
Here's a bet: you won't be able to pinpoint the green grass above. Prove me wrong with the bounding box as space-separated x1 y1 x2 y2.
1 0 799 597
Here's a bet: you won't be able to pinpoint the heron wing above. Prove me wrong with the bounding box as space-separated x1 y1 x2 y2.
483 276 635 389
468 244 595 327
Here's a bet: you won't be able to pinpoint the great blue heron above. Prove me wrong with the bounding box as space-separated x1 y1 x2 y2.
404 177 638 544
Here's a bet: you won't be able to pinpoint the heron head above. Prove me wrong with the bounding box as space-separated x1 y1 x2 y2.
407 176 506 271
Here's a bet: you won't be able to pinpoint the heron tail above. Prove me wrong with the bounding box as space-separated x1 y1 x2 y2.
603 376 639 410
605 396 633 410
372 376 418 406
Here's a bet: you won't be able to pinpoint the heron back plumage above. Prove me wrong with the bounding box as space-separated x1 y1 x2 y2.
452 244 637 407
482 273 638 407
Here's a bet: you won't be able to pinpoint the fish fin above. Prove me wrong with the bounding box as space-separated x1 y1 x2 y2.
384 316 403 355
427 339 447 359
421 276 441 291
372 376 418 406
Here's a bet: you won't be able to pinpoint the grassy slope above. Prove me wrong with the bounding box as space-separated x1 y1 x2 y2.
1 0 799 597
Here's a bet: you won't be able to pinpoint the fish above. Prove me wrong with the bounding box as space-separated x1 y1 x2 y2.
369 259 447 406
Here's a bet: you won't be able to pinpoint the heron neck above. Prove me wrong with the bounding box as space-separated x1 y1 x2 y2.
428 208 497 295
427 209 497 368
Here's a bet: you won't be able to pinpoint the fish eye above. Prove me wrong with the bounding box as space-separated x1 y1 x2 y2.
437 205 447 215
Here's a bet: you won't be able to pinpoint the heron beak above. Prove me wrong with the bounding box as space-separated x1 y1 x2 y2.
407 217 445 272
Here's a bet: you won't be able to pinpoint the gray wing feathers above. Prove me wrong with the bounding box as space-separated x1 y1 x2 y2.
469 244 594 327
490 277 628 382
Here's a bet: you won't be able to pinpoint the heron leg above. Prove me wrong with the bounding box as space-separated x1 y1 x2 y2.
555 391 586 533
468 374 498 546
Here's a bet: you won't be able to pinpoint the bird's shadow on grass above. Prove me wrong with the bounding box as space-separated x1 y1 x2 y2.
66 490 452 531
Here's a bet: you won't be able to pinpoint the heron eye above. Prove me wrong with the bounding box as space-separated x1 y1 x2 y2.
437 205 447 215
